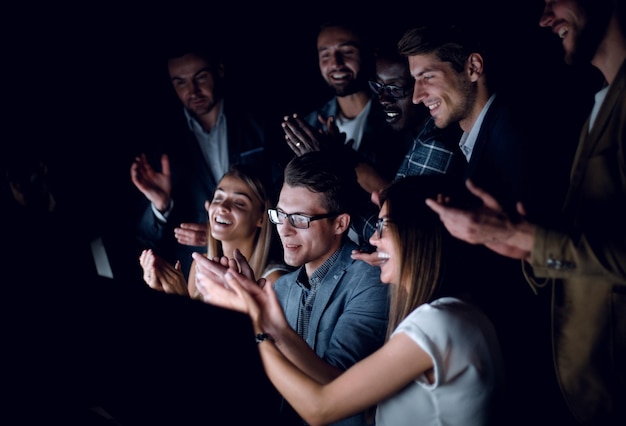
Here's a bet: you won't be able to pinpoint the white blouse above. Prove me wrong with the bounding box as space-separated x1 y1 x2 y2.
375 297 505 426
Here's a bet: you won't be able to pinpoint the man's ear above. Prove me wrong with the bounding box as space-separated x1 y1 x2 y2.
467 53 484 82
334 213 351 235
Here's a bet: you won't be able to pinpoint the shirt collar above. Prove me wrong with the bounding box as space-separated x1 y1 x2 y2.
183 100 225 133
459 93 496 162
295 249 341 291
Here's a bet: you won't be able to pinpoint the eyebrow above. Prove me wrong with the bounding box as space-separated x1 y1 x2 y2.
275 206 315 216
170 67 212 82
318 40 360 52
214 188 254 202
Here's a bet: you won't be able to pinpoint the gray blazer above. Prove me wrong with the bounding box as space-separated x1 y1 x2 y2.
273 240 390 425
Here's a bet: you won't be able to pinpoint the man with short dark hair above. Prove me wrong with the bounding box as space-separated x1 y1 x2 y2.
426 1 626 423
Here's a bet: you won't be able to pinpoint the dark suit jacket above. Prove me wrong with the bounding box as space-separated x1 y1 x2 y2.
464 94 528 215
135 100 281 279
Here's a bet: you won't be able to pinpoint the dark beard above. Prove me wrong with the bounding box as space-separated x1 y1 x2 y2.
568 0 613 65
332 79 366 97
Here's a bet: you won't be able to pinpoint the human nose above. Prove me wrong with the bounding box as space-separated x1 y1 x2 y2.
189 80 201 94
539 3 554 27
412 80 427 105
217 199 232 211
378 89 396 104
369 230 380 247
277 219 295 237
330 51 345 67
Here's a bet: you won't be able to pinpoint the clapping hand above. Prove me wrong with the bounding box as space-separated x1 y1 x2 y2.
192 250 288 337
139 249 188 296
282 113 348 156
425 179 533 260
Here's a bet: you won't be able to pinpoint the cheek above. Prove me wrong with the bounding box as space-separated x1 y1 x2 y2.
200 83 214 96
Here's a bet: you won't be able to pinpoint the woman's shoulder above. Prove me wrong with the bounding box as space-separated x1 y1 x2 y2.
398 298 490 335
261 262 295 283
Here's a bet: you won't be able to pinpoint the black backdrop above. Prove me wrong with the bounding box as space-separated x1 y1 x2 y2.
2 1 603 424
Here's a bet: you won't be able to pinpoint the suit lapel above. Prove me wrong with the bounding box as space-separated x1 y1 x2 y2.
564 60 626 209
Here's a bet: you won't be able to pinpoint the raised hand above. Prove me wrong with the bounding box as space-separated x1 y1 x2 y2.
174 222 208 247
193 252 262 312
193 251 288 337
282 113 347 156
130 153 172 212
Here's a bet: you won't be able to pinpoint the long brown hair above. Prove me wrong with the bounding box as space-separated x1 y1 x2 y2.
379 175 473 339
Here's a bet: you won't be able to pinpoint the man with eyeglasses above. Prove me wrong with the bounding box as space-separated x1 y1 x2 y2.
268 151 389 426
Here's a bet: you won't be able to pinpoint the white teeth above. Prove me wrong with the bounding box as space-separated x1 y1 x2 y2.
385 111 399 118
558 26 568 38
215 216 232 225
377 252 390 259
331 72 349 80
427 102 440 110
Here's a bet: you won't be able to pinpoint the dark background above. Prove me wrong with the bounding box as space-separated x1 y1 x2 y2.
4 0 600 187
4 0 599 170
2 1 602 424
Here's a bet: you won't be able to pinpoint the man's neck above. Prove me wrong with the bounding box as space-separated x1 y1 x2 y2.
304 240 343 278
592 15 626 85
336 91 370 119
459 87 492 133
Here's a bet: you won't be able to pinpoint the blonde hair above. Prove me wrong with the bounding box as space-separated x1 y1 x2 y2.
206 164 273 277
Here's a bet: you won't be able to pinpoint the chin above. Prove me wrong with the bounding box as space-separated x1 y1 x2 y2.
379 267 392 284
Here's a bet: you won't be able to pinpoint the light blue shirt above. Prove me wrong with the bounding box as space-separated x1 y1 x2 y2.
459 94 496 162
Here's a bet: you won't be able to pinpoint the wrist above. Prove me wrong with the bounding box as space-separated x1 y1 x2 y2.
508 221 536 253
255 332 274 344
155 198 172 213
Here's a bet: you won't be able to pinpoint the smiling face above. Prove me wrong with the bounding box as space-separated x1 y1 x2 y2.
373 57 423 132
368 202 400 285
539 0 610 66
317 25 365 97
407 52 475 130
207 174 263 245
275 184 346 272
168 53 223 118
539 0 588 64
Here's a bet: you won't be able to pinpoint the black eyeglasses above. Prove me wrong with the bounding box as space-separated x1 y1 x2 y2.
368 81 411 100
375 218 393 238
268 209 340 229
